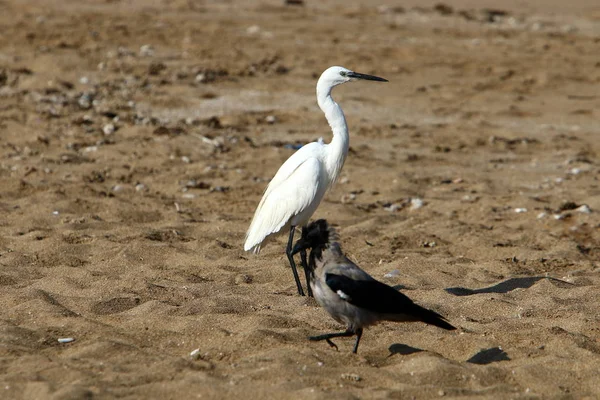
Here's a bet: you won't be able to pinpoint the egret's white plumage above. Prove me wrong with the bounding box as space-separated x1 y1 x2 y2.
244 66 387 296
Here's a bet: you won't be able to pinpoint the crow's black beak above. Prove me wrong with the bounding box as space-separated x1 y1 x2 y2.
292 240 307 256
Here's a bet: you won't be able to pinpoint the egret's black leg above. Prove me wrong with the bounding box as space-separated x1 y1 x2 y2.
300 227 313 297
309 329 355 351
352 328 363 354
286 226 305 296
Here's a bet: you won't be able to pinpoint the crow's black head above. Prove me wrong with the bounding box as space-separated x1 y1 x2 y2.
291 219 337 262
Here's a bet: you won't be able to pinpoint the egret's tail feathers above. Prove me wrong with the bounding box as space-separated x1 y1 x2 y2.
243 229 263 253
243 242 261 254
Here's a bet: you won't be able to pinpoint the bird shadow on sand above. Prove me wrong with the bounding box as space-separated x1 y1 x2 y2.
466 347 510 364
444 276 575 296
388 343 423 356
388 344 510 365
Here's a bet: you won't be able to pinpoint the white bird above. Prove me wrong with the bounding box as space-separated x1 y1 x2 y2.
244 66 388 296
292 219 456 353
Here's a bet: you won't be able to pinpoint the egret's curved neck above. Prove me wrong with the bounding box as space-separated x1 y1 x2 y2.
316 82 349 184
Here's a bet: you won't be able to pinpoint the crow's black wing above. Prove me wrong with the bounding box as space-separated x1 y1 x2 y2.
325 273 415 313
325 273 456 330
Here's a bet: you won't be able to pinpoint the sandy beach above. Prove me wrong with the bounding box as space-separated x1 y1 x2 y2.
0 0 599 398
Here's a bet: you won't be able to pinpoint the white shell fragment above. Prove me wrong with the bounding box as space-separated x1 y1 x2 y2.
190 348 201 359
384 269 400 278
58 337 75 344
575 205 591 214
410 198 424 210
514 208 528 213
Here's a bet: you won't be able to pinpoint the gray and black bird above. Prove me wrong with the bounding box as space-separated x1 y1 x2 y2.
292 219 456 353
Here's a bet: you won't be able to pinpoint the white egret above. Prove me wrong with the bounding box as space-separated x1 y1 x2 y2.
244 66 388 296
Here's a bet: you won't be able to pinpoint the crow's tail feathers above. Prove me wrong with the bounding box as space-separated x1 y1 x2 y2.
410 304 456 331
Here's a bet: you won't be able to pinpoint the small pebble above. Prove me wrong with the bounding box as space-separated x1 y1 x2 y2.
384 203 400 212
514 208 527 213
58 338 75 344
341 193 356 204
536 212 546 219
112 184 124 193
52 211 59 216
246 25 260 35
410 198 424 210
181 156 191 163
78 94 92 109
265 115 276 124
135 183 147 192
341 373 361 382
140 44 154 57
235 274 253 284
102 123 115 135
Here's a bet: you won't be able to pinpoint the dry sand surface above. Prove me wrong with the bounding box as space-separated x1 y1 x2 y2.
1 0 599 398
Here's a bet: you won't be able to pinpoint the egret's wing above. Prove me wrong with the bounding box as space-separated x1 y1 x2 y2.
262 142 322 199
244 153 324 252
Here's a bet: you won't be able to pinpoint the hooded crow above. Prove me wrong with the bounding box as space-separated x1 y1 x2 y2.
293 219 456 353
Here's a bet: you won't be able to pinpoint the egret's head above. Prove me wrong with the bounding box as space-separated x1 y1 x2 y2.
319 66 388 89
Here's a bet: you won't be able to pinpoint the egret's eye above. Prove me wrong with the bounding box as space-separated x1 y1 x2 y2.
340 71 347 77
